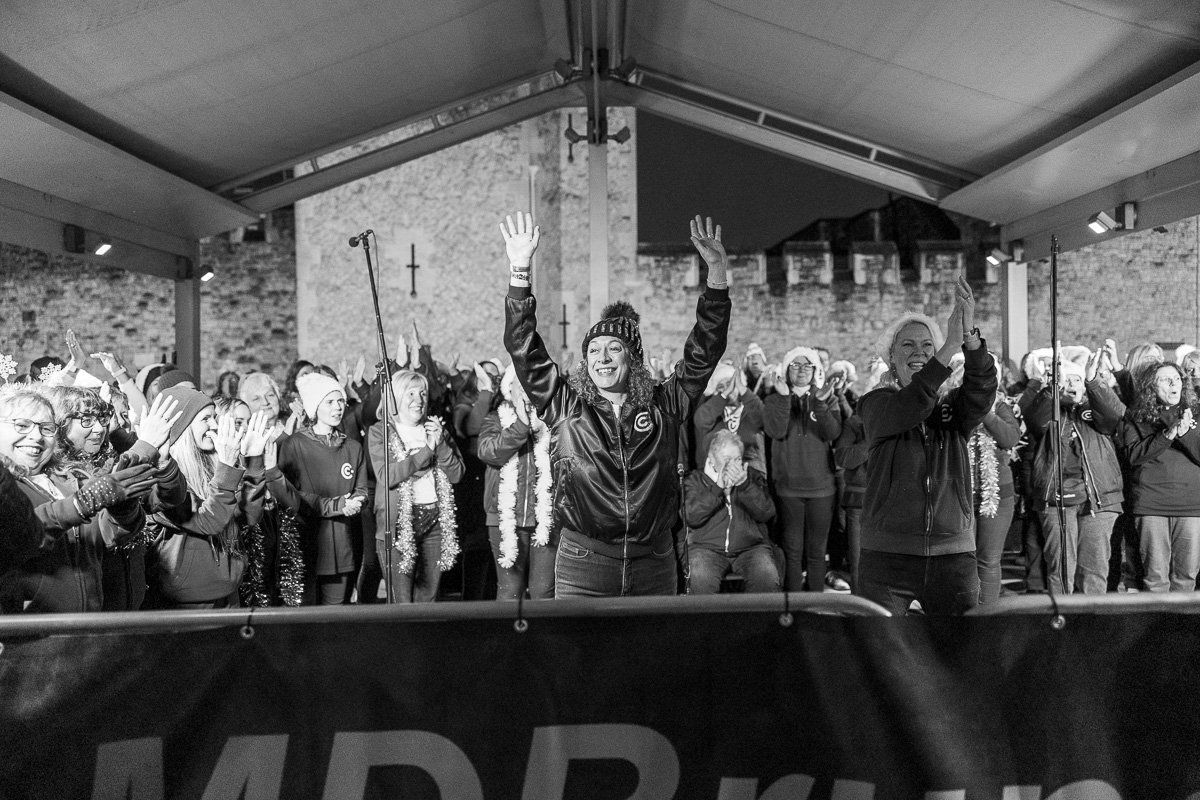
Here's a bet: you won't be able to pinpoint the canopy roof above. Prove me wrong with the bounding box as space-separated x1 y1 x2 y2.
3 0 1200 274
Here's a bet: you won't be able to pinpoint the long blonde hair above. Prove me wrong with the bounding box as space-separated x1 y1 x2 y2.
168 409 216 502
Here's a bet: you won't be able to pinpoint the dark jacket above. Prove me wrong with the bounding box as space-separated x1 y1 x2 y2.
763 390 841 497
11 469 145 613
1021 378 1124 511
858 342 997 556
147 459 266 605
1118 404 1200 517
477 406 545 529
979 398 1023 494
683 466 775 554
833 415 868 509
274 429 367 575
505 284 731 556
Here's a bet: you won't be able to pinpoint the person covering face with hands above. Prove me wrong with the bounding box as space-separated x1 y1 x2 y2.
501 211 731 598
855 276 997 615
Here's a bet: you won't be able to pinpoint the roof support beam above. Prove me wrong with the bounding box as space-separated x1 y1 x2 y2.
604 74 971 203
236 80 585 213
0 177 195 280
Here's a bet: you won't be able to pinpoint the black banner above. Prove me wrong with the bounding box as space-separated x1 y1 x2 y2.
2 608 1199 799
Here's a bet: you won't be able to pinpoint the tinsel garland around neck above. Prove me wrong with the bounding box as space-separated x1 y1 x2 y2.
495 403 553 568
967 427 1001 518
238 508 304 607
389 427 459 574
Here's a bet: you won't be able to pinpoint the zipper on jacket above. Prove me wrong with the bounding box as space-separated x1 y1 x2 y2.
1071 417 1100 515
920 423 932 555
724 492 732 554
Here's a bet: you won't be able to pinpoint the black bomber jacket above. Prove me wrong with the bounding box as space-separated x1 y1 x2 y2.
504 284 730 555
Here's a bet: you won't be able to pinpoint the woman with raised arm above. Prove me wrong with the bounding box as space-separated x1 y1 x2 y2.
500 212 731 598
855 276 997 615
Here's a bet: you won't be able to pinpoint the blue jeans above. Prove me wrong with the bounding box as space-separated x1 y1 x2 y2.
856 549 979 616
488 526 556 600
688 544 782 594
1039 503 1116 595
376 524 442 604
555 533 677 598
1136 515 1200 592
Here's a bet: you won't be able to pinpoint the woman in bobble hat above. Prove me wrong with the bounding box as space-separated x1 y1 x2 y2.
272 372 368 605
500 211 731 597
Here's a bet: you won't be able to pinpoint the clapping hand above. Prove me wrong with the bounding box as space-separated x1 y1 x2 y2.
262 427 283 470
473 363 493 392
240 411 273 458
214 415 244 468
424 418 445 450
89 350 128 380
766 364 788 396
288 397 305 422
1170 408 1197 440
65 329 87 366
135 393 183 452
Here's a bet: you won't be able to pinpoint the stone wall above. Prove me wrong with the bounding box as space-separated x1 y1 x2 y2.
0 214 297 390
294 107 636 372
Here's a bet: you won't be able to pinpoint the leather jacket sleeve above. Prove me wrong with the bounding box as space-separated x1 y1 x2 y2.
952 340 998 434
477 411 530 467
657 286 732 421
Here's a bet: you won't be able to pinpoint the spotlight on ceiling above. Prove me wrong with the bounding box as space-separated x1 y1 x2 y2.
610 126 632 144
553 58 576 82
985 241 1023 266
94 240 112 256
1088 202 1137 235
986 248 1011 266
199 267 215 283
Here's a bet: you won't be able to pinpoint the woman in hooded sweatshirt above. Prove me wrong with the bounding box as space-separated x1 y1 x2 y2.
274 372 368 605
1118 361 1200 592
145 386 272 609
762 345 841 591
476 364 557 600
369 370 464 603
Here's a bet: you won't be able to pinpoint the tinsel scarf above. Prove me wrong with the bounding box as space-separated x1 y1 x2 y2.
389 428 459 574
238 507 305 607
495 403 553 568
967 427 1001 518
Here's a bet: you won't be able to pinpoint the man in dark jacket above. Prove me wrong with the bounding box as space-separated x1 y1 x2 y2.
1020 354 1124 594
856 276 996 615
683 430 779 593
501 212 731 597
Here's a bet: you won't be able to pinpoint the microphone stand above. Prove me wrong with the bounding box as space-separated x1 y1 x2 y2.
1049 235 1069 596
354 232 398 603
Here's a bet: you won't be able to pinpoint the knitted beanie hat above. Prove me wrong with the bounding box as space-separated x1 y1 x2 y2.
296 373 344 419
161 386 214 446
157 370 196 391
582 301 643 362
745 342 765 360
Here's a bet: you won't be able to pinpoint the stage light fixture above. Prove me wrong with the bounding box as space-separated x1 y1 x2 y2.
94 240 112 256
986 248 1011 266
1088 211 1118 234
553 58 576 82
199 267 215 282
610 126 632 144
610 57 638 81
63 224 86 254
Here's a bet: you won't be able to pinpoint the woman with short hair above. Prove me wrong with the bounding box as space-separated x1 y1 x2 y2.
368 370 464 603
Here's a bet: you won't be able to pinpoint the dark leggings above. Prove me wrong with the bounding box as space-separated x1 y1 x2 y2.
976 494 1016 604
776 494 836 592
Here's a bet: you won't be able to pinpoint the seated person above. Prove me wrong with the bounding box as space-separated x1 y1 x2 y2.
683 430 780 594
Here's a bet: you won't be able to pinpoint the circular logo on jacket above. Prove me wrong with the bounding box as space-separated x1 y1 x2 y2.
1081 409 1094 422
634 411 653 433
341 463 354 480
940 403 954 423
809 410 818 422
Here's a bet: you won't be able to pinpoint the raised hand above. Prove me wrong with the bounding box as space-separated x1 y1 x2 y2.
766 365 788 396
90 350 128 379
262 427 283 471
689 216 729 286
214 415 244 467
1085 350 1103 382
952 275 976 337
353 355 367 386
500 212 541 270
136 393 183 451
65 329 87 365
473 363 493 392
288 397 305 422
240 410 272 458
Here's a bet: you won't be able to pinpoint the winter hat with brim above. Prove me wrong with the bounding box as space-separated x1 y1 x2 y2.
582 301 643 363
158 369 197 391
296 373 345 419
1058 360 1086 379
745 342 765 360
783 347 821 369
161 387 214 446
705 362 738 395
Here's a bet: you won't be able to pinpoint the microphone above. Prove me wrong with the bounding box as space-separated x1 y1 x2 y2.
348 229 373 247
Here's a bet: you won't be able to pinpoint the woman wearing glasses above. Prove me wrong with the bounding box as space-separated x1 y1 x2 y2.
1118 361 1200 592
0 384 159 612
762 346 842 591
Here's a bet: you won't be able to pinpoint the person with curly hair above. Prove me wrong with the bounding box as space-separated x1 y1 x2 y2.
1117 361 1200 592
500 212 731 597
